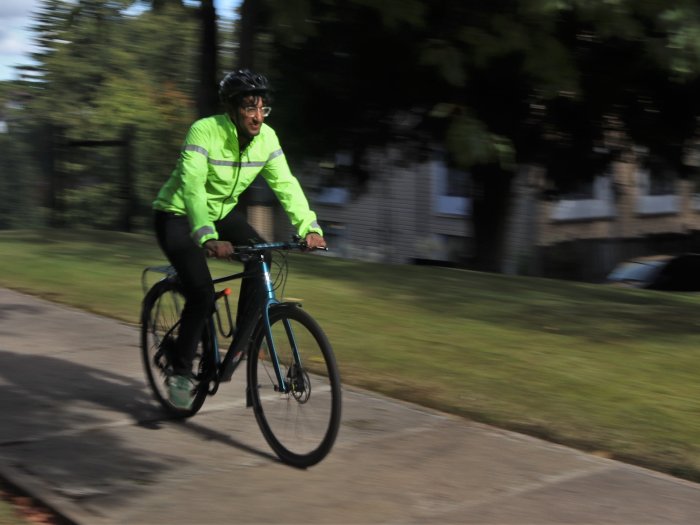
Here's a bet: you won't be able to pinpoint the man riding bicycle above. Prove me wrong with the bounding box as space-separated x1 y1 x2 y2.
153 69 326 408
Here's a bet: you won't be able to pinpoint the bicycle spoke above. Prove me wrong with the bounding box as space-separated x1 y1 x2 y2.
141 281 211 417
248 305 341 467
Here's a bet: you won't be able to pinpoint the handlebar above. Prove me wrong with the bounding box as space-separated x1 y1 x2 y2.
232 239 328 256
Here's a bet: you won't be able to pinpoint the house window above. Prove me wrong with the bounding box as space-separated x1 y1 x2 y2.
636 165 679 215
446 166 469 197
314 152 352 205
648 176 676 196
638 158 677 195
432 151 471 216
316 186 350 205
557 179 594 200
690 174 700 211
550 176 615 221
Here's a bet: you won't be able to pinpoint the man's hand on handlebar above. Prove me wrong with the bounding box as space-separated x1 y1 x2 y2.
204 240 234 258
304 232 327 251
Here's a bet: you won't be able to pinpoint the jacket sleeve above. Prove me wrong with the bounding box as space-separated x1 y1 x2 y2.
179 121 218 246
260 132 323 237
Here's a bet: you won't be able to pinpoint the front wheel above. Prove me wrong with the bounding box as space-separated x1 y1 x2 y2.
248 304 342 468
140 279 212 418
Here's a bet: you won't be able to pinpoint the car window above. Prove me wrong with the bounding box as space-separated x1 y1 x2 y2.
607 261 664 283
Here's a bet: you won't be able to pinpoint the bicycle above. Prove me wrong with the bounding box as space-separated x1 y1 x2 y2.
140 239 342 468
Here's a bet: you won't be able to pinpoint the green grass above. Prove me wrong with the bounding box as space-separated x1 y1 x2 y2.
0 483 39 525
0 502 27 525
2 228 700 481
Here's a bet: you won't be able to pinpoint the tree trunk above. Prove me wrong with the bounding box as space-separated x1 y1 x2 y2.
470 164 515 272
119 126 135 232
42 123 65 228
237 0 259 69
197 0 218 117
235 0 262 215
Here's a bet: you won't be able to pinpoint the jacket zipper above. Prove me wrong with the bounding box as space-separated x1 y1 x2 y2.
218 140 250 221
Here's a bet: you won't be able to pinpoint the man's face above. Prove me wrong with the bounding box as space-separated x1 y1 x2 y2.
234 95 267 139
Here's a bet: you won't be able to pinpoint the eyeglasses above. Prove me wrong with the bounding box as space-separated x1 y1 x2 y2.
242 106 272 117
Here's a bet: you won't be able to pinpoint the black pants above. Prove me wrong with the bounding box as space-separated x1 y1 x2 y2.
154 209 268 375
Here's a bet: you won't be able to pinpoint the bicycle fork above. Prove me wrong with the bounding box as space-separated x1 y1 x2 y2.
217 256 305 398
261 305 305 395
259 257 304 395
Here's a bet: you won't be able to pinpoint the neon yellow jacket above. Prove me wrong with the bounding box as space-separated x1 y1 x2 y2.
154 113 322 246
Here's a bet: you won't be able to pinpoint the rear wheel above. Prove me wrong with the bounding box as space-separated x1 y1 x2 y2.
140 279 212 418
248 304 341 468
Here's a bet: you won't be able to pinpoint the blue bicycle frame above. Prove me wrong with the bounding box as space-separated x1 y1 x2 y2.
213 244 305 394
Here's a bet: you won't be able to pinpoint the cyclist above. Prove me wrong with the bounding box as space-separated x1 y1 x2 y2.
153 69 326 408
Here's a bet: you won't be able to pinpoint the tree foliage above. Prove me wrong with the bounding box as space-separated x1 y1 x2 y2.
15 0 201 229
245 0 700 268
255 0 700 181
4 0 700 269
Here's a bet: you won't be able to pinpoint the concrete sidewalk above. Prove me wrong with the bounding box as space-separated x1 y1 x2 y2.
1 287 700 524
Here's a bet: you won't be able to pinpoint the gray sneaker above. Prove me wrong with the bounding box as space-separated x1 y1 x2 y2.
168 374 194 409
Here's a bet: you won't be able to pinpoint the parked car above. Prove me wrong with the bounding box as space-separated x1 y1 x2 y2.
606 253 700 291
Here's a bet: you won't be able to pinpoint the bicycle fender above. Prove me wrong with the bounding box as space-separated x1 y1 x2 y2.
276 300 303 308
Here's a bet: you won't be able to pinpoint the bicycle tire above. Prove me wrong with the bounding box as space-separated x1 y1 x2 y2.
140 279 212 418
247 303 342 468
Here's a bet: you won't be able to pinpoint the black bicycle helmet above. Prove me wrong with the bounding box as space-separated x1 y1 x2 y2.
219 69 270 105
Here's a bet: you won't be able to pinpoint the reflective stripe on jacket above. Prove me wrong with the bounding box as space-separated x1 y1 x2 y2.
153 113 322 246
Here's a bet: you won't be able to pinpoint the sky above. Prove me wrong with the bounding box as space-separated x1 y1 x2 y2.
0 0 241 81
